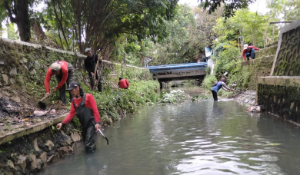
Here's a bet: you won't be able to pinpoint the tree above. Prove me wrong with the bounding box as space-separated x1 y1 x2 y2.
7 23 19 40
199 0 255 18
267 0 300 21
3 0 33 41
149 5 204 65
39 0 178 60
213 9 268 48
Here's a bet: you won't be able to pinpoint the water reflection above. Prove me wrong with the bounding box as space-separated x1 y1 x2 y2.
39 100 300 175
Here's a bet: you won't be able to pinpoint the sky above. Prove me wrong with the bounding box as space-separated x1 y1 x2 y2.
178 0 269 14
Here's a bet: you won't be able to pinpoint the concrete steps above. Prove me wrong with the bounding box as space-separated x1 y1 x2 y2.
255 44 278 60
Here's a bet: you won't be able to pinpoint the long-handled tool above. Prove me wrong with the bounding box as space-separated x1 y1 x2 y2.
38 92 53 110
92 58 100 90
98 129 109 145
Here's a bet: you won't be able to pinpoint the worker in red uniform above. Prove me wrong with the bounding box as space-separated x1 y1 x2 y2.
44 61 74 104
242 44 259 61
118 77 129 89
56 81 101 153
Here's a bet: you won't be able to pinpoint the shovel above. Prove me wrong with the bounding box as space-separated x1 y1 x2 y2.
38 92 52 110
98 129 109 145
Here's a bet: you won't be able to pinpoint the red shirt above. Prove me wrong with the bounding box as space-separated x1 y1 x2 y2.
242 46 259 60
44 61 69 93
118 79 129 89
62 93 100 124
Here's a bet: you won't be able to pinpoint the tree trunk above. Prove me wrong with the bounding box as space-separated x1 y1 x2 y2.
16 0 31 41
4 0 31 41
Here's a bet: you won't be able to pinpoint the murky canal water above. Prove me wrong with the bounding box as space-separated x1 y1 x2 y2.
39 100 300 175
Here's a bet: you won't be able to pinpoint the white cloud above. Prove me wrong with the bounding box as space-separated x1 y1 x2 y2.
178 0 200 7
248 0 269 15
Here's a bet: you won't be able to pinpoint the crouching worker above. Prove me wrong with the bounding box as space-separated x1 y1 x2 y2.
118 77 129 89
211 77 233 101
44 60 74 104
56 81 101 153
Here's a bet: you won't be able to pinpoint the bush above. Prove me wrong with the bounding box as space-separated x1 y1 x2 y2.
87 80 159 121
202 75 217 90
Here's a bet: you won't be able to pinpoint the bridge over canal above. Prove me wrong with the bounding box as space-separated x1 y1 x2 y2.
147 62 207 86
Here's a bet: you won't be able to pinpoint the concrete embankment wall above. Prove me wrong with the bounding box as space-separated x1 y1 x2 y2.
0 38 153 174
257 20 300 124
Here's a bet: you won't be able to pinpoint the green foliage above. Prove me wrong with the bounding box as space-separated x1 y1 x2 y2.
213 9 268 47
161 89 187 103
213 42 240 74
267 0 300 21
72 117 81 127
86 80 159 120
150 5 204 65
7 23 19 40
192 94 208 101
202 74 217 90
200 0 255 18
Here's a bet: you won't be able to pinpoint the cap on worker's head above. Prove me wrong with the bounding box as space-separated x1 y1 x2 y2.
85 48 92 53
221 77 226 82
243 44 249 50
66 81 80 91
50 62 61 72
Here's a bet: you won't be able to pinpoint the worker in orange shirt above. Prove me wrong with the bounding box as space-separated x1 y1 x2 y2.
242 44 259 61
118 77 129 89
44 61 74 104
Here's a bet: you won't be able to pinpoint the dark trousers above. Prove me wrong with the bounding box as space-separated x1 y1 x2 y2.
211 90 218 101
246 48 255 61
88 72 102 92
56 64 74 104
82 122 96 153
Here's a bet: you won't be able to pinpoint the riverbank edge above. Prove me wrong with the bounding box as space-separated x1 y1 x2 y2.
0 114 82 174
232 90 300 128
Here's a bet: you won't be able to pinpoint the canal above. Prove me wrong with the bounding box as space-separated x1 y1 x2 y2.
39 98 300 175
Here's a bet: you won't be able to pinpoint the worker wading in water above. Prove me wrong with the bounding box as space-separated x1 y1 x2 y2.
56 82 101 153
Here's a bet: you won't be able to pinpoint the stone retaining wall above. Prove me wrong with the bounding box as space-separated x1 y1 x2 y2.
0 121 82 174
0 37 151 106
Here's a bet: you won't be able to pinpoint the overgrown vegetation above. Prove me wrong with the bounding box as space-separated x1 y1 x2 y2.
161 89 188 103
201 4 295 93
80 80 159 124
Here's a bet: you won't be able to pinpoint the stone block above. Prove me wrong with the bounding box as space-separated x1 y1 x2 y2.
2 74 9 85
29 153 37 171
9 67 17 75
35 60 40 69
39 152 47 165
33 138 40 152
45 140 54 151
71 132 81 142
9 78 15 85
17 155 27 173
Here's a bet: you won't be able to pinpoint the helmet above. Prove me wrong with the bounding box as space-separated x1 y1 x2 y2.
85 48 91 53
50 62 61 71
243 44 249 50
